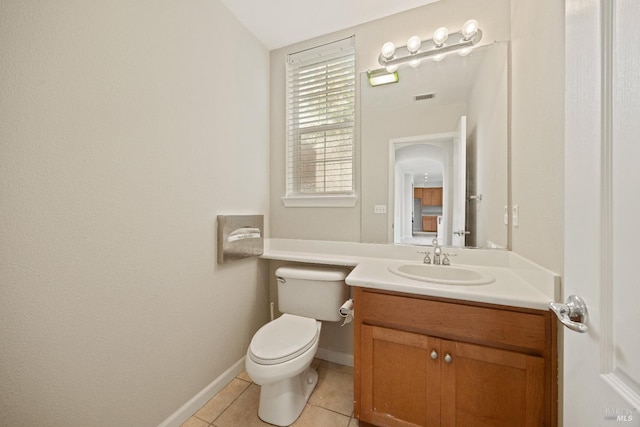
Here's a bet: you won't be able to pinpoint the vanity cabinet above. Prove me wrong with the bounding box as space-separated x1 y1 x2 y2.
353 287 557 427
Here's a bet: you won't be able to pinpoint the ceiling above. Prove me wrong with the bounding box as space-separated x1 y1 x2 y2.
219 0 440 50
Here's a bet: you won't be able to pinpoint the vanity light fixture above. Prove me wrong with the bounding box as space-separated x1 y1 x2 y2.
378 19 482 71
367 68 399 87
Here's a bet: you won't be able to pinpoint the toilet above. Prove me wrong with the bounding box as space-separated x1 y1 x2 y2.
245 265 349 426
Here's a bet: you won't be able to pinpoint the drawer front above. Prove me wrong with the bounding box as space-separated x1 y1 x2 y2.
358 289 548 354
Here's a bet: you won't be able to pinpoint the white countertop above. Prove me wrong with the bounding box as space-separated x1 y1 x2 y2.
261 239 561 311
347 259 552 310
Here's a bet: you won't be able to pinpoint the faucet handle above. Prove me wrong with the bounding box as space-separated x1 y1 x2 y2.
416 250 432 264
442 253 457 266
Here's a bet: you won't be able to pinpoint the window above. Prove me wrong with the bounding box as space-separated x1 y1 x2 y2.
283 36 356 207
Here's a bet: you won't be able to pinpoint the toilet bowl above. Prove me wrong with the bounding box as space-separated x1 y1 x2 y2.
246 314 321 426
245 265 349 426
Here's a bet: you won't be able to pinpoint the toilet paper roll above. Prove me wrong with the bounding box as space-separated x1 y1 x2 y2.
339 299 354 326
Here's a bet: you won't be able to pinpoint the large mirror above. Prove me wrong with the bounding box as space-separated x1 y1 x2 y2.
360 41 509 249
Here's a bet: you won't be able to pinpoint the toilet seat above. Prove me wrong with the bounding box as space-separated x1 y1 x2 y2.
249 314 319 365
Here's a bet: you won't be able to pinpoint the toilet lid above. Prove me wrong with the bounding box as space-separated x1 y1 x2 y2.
249 314 319 365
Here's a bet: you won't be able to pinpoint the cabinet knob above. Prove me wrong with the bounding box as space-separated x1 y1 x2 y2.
444 354 452 363
430 350 438 360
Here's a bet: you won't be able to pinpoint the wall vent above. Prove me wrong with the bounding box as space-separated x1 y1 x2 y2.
414 93 436 101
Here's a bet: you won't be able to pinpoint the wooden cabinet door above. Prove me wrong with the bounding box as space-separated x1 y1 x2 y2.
440 340 545 427
414 187 423 200
421 188 443 206
360 325 441 427
432 188 443 206
421 188 432 206
422 216 437 232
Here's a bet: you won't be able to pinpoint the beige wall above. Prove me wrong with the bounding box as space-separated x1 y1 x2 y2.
270 0 512 242
0 1 270 425
510 0 565 273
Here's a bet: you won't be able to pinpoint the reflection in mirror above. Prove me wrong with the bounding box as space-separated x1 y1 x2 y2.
391 120 466 247
361 42 509 249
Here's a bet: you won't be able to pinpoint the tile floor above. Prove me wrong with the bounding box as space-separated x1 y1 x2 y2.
181 359 358 427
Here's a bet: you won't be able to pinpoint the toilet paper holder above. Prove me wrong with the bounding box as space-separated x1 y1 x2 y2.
339 299 354 326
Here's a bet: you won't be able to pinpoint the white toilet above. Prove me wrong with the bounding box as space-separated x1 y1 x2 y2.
245 265 349 426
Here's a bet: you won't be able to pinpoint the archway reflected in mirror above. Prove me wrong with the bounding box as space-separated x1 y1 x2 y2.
391 118 467 247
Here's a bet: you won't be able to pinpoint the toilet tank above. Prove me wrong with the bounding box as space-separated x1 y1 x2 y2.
276 265 349 322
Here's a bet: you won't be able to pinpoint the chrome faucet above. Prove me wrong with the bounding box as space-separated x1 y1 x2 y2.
432 239 442 265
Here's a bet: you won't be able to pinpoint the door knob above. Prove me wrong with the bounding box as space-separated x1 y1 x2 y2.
430 350 438 360
549 295 588 333
444 354 452 363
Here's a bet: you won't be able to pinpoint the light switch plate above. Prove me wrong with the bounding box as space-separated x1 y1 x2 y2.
374 205 387 214
512 205 519 227
504 206 509 225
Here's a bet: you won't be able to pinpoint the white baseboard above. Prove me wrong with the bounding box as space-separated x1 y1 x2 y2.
315 347 354 367
157 356 246 427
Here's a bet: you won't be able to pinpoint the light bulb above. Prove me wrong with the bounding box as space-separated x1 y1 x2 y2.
381 42 396 59
433 27 449 47
458 47 473 57
409 59 421 68
433 53 445 62
461 19 479 40
385 64 398 73
407 36 422 54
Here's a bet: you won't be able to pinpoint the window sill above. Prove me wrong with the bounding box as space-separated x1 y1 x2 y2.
281 194 358 208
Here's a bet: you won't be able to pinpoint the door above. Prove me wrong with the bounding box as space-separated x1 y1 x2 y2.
564 0 640 425
451 116 467 247
359 325 440 427
440 340 545 427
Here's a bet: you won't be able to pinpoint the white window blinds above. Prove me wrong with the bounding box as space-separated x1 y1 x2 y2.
286 37 355 199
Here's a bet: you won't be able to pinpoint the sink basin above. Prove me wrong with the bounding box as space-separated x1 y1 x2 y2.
388 263 495 286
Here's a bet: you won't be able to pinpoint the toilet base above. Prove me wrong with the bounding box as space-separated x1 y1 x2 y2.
257 367 318 426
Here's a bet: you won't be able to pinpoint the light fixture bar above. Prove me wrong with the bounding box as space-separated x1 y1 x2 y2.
378 27 483 69
367 69 399 87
